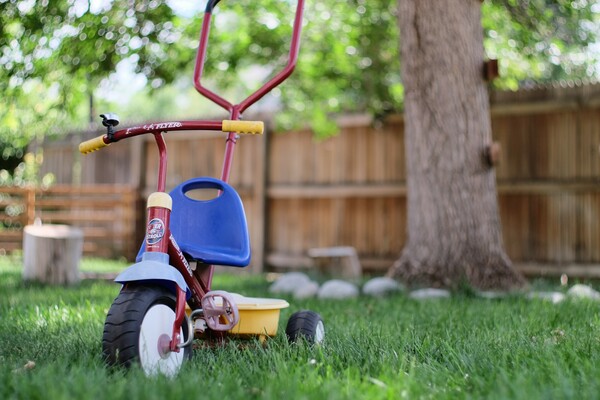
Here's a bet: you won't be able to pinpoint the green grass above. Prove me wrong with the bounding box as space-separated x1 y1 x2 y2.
1 258 599 399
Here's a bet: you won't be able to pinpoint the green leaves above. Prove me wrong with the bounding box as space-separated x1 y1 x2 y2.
483 0 600 88
202 0 401 134
1 0 599 160
0 0 184 87
203 0 599 133
0 0 187 161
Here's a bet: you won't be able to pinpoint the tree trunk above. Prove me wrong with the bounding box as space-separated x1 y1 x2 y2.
387 0 526 290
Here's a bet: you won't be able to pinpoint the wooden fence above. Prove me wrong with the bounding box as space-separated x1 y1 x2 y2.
265 116 407 271
0 185 139 259
24 82 600 276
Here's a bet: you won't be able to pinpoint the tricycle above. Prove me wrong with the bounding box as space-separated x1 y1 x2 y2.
79 0 324 377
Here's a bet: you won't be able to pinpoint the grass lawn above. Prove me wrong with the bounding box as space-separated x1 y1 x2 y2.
1 257 599 399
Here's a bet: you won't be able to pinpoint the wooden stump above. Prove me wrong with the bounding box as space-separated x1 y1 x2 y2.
23 224 84 285
308 246 362 279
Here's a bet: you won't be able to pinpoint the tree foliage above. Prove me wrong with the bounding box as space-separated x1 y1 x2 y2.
484 0 600 88
1 0 599 159
0 0 187 160
178 0 400 136
197 0 600 133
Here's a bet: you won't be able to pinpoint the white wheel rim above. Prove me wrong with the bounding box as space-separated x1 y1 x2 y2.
139 304 185 377
314 320 325 344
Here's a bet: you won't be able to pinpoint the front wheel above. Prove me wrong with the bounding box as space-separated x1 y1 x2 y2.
285 310 325 345
102 284 192 377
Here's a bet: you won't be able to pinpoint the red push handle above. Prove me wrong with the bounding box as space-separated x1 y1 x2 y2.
193 0 306 114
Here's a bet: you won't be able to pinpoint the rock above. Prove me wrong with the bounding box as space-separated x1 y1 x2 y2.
409 288 451 300
362 277 403 297
293 281 320 300
527 291 565 304
269 272 311 294
566 284 600 300
318 279 359 299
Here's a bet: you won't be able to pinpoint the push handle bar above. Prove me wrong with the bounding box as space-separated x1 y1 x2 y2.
193 0 305 115
79 119 264 155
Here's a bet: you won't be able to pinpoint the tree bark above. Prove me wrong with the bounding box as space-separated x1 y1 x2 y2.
387 0 526 290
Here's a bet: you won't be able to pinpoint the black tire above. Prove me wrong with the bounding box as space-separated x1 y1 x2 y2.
102 284 192 376
285 310 325 345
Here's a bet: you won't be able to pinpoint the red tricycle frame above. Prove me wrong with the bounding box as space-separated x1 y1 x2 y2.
80 0 305 354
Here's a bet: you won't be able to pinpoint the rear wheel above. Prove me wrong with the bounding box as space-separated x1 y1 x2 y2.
102 284 192 377
285 310 325 345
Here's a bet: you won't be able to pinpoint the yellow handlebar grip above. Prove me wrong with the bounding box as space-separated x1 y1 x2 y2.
79 135 109 154
222 120 264 135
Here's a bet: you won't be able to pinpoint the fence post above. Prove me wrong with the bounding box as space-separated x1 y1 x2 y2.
26 186 35 225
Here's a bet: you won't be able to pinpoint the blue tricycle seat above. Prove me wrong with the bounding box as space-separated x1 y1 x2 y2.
137 177 250 267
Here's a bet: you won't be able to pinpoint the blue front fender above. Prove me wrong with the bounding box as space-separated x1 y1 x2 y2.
115 256 191 300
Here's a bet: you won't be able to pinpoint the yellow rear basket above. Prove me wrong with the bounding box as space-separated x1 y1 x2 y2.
229 295 289 337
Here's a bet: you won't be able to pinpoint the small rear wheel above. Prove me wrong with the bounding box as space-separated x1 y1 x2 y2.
285 310 325 345
102 284 192 377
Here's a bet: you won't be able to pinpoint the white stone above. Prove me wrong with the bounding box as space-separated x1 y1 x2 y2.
527 291 565 304
293 281 320 300
268 272 311 294
362 277 403 297
566 284 600 300
317 280 359 299
408 288 451 300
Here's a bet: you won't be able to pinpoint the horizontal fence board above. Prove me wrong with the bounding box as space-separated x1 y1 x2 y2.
497 181 600 193
0 231 25 240
268 184 407 198
35 199 131 208
38 184 134 194
0 187 29 195
39 212 131 223
0 215 27 224
516 263 600 278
